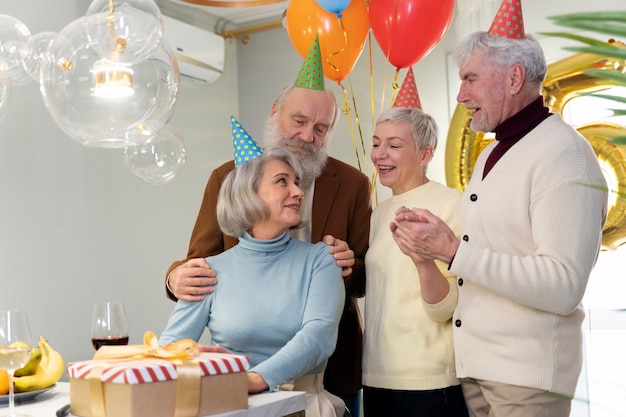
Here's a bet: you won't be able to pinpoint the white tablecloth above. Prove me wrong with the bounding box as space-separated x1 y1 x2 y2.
3 382 306 417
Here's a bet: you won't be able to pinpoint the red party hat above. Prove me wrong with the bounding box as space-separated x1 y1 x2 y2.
488 0 525 39
393 67 422 109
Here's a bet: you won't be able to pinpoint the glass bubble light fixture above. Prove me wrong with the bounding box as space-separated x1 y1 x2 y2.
123 124 187 185
39 17 179 149
85 0 164 65
21 32 57 82
0 14 31 86
0 76 12 123
0 1 186 184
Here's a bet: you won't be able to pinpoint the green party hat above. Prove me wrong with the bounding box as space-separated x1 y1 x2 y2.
294 34 325 90
231 115 263 167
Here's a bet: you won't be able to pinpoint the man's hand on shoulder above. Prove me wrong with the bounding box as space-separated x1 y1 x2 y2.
168 258 218 302
323 235 355 278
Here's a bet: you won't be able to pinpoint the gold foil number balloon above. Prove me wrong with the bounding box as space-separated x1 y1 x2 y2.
445 44 626 250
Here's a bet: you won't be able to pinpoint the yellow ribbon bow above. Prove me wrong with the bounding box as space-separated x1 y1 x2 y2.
92 330 198 360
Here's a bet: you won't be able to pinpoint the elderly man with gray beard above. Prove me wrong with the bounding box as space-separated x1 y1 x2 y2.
164 73 371 416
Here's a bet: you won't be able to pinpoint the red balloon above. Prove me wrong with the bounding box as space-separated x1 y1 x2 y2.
286 0 369 82
369 0 455 69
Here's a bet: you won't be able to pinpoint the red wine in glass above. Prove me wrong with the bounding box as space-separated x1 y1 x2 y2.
91 335 130 350
91 302 129 350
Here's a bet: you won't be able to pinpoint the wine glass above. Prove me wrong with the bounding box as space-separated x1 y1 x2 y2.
90 301 129 350
0 309 32 417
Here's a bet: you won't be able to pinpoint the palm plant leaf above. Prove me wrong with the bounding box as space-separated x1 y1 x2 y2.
581 93 626 105
549 11 626 21
547 10 626 205
538 31 611 46
609 135 626 145
548 11 626 38
581 68 626 84
561 45 626 60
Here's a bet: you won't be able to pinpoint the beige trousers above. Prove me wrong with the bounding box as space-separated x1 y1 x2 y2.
461 378 572 417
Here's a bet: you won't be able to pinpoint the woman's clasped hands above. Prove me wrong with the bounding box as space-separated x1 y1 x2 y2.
390 206 459 264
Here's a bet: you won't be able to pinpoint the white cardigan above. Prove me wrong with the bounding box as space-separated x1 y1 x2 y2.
450 114 608 397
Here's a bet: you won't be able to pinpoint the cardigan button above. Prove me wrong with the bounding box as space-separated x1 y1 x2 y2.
462 235 469 242
458 278 463 286
455 319 462 327
470 194 478 202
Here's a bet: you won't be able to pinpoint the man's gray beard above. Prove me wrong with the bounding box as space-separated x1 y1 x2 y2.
263 119 328 188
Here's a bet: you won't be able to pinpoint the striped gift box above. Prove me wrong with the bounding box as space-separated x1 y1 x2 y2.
67 352 250 384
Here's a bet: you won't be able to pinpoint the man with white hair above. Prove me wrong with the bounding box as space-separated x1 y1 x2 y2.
389 1 607 416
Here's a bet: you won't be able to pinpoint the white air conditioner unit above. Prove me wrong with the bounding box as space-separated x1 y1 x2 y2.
162 15 225 83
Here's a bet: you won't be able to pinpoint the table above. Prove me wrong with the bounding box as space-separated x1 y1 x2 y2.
6 382 306 417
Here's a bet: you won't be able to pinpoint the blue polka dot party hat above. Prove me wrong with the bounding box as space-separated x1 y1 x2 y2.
231 115 263 167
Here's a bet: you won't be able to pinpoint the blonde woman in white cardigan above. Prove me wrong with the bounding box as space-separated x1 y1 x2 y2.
363 106 468 417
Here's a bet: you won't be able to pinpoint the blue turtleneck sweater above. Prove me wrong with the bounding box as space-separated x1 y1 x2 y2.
160 231 344 391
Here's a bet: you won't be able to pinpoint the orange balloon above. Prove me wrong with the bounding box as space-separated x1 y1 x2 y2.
286 0 369 82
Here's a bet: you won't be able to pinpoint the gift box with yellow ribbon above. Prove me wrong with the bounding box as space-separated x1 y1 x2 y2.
66 332 250 417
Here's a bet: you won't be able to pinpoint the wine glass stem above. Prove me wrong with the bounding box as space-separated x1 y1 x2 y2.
7 371 16 417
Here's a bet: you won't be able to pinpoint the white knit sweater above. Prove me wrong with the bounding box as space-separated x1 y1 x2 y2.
364 181 462 390
450 114 608 397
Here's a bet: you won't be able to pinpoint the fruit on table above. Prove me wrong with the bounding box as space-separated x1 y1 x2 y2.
13 345 42 377
0 369 8 395
13 336 65 393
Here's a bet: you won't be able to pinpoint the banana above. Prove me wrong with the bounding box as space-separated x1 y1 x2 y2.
13 336 65 392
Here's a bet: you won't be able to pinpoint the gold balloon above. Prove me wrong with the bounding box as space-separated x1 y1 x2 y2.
445 42 626 250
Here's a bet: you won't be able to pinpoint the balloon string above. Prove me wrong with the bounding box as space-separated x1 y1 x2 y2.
379 0 397 113
389 68 400 107
338 81 362 172
371 169 379 206
378 59 390 117
327 15 348 74
367 31 375 133
366 27 378 205
348 77 368 167
379 0 397 119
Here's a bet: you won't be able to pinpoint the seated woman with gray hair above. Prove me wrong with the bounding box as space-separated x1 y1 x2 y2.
160 146 346 417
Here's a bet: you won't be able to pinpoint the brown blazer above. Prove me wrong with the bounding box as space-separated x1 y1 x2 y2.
166 157 372 394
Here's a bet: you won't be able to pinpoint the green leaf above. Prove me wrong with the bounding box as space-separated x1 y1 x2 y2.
538 32 610 47
562 45 626 60
581 93 626 105
546 19 626 38
583 68 626 84
610 135 626 145
549 11 626 23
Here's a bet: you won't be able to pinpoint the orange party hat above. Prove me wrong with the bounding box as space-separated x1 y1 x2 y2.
393 67 422 109
294 34 325 90
231 115 263 167
488 0 525 39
